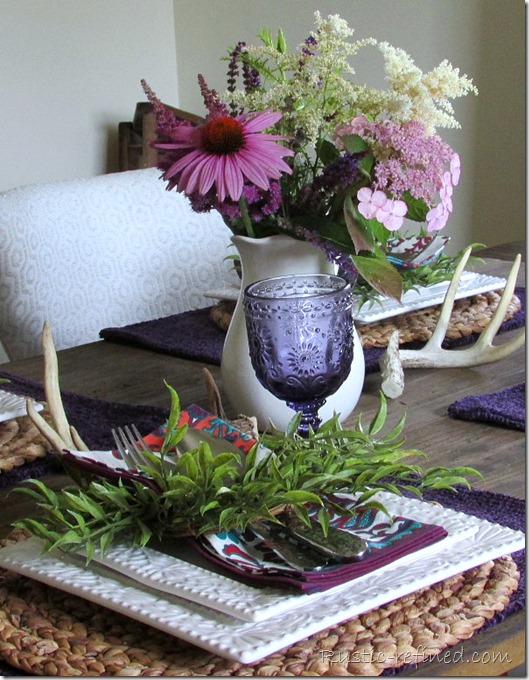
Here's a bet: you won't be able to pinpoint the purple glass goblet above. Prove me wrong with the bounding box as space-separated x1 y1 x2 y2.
243 274 355 436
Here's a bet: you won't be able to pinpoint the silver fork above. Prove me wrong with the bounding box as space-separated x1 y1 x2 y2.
112 424 176 473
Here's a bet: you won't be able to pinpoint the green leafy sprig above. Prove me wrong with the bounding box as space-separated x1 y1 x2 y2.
354 244 486 309
13 390 481 560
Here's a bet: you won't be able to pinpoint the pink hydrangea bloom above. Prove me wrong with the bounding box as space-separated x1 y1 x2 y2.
426 203 450 232
450 153 461 185
357 187 407 231
376 198 408 231
439 172 453 212
361 119 455 205
426 166 456 232
357 187 388 219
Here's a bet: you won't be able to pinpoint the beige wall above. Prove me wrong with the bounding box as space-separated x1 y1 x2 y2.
470 1 526 250
1 0 525 251
0 0 179 190
173 0 526 252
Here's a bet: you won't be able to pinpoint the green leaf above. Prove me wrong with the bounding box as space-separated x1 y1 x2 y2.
316 507 331 536
285 411 302 438
62 490 106 520
17 479 59 505
99 531 115 555
134 519 153 547
162 380 182 454
343 195 376 253
279 490 322 505
351 253 403 301
358 154 374 178
402 192 429 222
258 27 274 48
368 392 388 435
177 451 199 480
85 541 95 562
48 529 85 551
66 510 87 531
276 28 287 53
200 500 220 513
13 518 54 541
317 138 340 166
341 133 368 154
290 504 311 527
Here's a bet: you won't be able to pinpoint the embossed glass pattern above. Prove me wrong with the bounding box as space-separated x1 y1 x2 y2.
243 274 355 435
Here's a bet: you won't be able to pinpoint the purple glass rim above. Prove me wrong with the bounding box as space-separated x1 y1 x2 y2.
243 273 351 300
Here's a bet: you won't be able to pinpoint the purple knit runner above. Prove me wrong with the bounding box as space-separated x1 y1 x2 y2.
448 382 525 431
0 370 169 488
100 288 525 375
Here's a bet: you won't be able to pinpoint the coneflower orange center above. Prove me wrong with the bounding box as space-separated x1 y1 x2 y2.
201 117 245 155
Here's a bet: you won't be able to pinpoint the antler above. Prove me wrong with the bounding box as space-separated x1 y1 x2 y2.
25 322 89 452
380 247 525 398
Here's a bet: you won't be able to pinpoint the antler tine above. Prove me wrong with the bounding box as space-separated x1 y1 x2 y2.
26 397 69 452
42 322 76 449
423 246 472 350
25 323 89 453
472 254 521 348
380 254 525 397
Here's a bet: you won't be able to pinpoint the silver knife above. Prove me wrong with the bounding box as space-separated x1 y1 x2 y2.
250 521 329 572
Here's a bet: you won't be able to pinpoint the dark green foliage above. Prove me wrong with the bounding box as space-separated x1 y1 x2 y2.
13 390 481 560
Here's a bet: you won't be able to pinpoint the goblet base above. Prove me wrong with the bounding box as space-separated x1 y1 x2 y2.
287 398 327 437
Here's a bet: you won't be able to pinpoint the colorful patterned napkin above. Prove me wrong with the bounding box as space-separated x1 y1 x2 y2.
59 403 257 490
194 500 447 594
99 288 525 375
448 383 525 431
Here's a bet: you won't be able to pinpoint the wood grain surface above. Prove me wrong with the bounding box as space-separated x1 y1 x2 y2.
0 242 525 676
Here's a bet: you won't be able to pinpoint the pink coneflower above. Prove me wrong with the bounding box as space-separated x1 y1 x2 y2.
154 111 294 202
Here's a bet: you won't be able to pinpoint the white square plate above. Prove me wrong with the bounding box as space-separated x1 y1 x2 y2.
0 388 44 423
0 492 523 663
352 272 507 324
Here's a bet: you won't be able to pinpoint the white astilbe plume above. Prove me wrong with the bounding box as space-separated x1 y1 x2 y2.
378 42 478 133
223 12 376 149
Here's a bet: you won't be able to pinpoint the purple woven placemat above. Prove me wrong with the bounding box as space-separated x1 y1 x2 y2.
0 370 169 488
448 383 525 431
100 288 525 375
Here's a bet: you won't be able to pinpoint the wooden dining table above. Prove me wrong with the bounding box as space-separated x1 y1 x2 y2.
0 242 525 676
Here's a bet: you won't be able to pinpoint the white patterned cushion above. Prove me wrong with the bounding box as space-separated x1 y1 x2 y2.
0 168 237 360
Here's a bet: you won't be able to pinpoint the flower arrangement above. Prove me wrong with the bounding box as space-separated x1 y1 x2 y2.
142 12 477 298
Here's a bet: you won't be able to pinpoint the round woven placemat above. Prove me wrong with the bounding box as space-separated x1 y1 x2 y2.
0 412 51 473
0 529 519 677
210 291 521 350
358 291 521 349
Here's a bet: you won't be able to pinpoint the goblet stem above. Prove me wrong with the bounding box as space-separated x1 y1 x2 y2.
287 399 326 437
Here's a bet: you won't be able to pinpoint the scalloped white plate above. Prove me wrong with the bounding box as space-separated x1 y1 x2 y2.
0 493 523 663
204 271 507 325
0 388 43 423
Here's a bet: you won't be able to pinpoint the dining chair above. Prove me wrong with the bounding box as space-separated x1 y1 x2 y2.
0 168 237 361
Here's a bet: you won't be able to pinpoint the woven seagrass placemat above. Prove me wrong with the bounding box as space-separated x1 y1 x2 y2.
0 529 519 677
358 290 521 348
210 291 522 349
0 413 52 473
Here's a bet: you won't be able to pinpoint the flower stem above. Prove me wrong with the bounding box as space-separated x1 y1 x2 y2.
238 196 256 238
